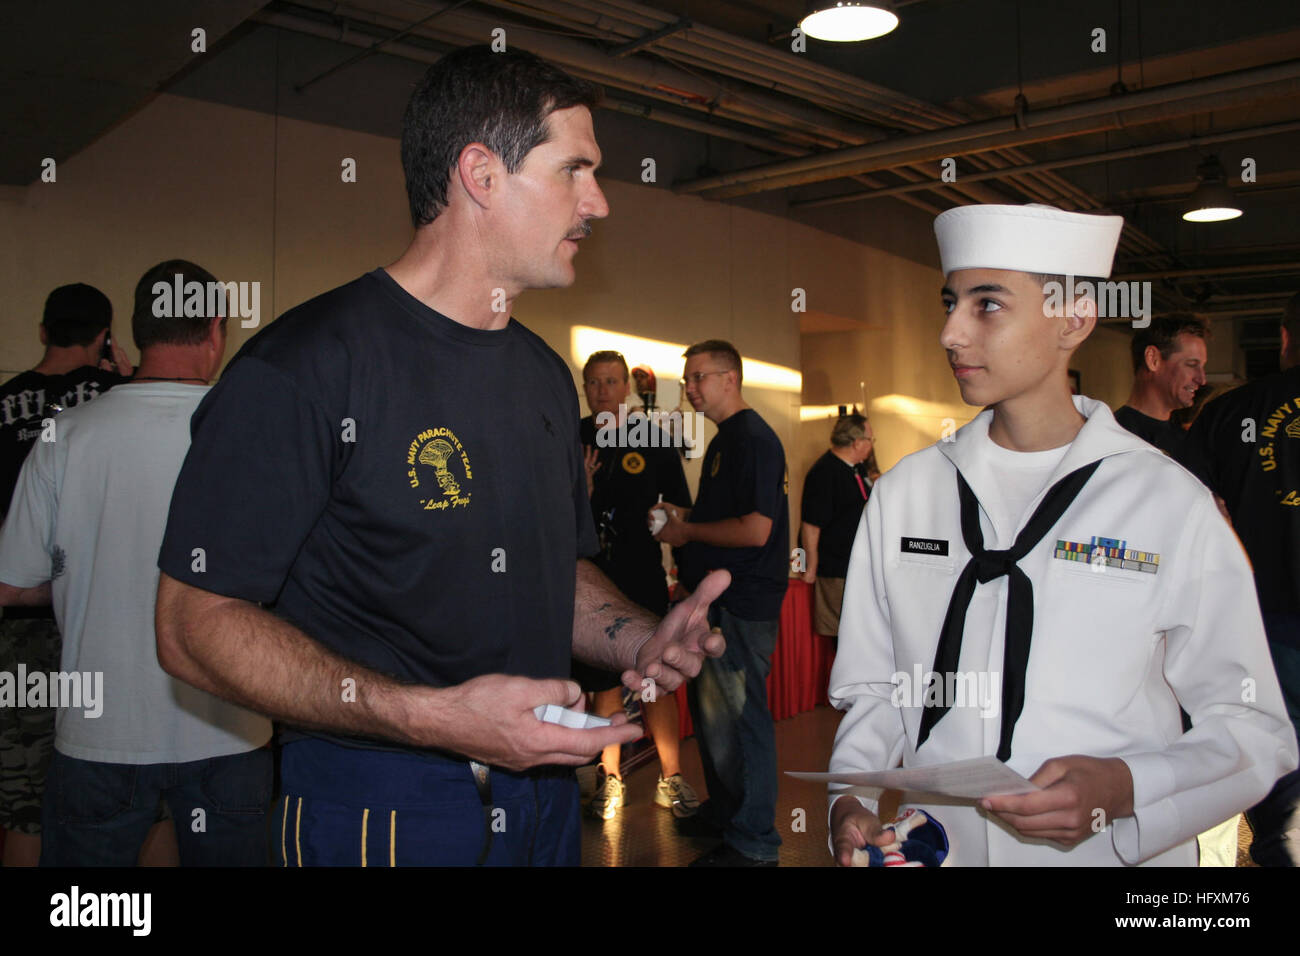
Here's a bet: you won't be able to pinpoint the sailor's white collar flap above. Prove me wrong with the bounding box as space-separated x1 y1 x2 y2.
935 395 1151 530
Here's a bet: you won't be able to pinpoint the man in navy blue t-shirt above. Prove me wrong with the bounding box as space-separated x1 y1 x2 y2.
654 339 789 866
153 46 727 867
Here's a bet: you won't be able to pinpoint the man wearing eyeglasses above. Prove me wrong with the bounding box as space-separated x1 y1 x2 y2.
653 339 789 866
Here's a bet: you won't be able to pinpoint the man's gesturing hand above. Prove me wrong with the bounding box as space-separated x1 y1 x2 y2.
436 674 640 772
622 568 729 694
980 755 1134 846
830 795 894 867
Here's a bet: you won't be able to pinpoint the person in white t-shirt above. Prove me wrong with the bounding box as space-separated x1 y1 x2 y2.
827 204 1297 866
0 260 272 866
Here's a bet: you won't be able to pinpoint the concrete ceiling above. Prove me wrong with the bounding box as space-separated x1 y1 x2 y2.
0 0 269 185
6 0 1300 327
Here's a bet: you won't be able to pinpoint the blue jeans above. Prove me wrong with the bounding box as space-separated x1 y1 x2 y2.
687 604 781 861
40 748 272 866
1247 613 1300 867
276 737 579 866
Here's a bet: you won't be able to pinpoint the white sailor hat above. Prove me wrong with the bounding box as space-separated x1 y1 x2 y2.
934 203 1124 278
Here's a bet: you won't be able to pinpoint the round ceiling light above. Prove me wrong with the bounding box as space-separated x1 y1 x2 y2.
800 2 899 42
1182 156 1242 222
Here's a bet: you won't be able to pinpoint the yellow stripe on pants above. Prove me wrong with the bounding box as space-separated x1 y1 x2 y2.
361 808 370 867
280 796 289 867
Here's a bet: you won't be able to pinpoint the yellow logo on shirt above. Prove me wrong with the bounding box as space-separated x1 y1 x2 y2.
622 451 646 475
407 427 472 512
710 453 721 477
1259 396 1300 483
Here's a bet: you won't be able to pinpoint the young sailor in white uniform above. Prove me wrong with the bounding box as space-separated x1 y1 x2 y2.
828 204 1299 866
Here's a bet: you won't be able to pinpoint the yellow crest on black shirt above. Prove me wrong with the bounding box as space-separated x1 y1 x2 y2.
406 426 473 512
783 466 789 494
710 453 721 477
1260 398 1300 509
621 451 646 475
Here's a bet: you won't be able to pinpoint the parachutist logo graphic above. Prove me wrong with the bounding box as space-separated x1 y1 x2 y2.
407 427 472 512
423 439 461 496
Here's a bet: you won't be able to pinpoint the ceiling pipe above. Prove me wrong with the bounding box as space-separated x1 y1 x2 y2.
676 58 1300 196
791 119 1300 208
690 77 1300 198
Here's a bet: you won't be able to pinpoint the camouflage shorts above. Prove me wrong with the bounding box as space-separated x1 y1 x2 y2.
0 616 62 835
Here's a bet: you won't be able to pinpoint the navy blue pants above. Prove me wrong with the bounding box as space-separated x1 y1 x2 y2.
276 738 580 866
40 748 271 866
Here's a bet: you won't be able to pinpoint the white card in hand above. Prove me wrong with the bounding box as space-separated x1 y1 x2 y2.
534 704 612 730
786 756 1039 800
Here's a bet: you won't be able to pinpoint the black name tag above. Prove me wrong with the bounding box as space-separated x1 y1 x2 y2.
901 537 948 555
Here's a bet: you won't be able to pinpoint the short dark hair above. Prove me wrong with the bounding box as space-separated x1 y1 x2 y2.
683 339 743 384
582 350 628 381
1130 312 1208 374
42 283 111 347
132 259 223 350
401 45 602 229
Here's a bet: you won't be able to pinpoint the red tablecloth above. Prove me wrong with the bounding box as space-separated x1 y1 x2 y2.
675 579 836 737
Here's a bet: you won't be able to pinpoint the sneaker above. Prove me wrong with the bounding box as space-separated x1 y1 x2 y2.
688 843 778 867
586 773 625 821
654 773 701 818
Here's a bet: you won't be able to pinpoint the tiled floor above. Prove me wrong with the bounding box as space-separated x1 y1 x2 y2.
580 704 1258 867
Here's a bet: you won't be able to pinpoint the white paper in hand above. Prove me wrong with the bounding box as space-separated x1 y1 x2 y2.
787 756 1039 800
534 705 612 730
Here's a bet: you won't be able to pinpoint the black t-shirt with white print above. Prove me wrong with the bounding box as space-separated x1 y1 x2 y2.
0 366 128 516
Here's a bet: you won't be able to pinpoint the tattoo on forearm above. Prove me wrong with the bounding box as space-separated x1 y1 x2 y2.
596 603 611 612
605 616 632 641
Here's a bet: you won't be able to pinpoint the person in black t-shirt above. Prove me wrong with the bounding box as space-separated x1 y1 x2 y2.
654 339 789 866
1113 313 1209 480
574 350 700 821
153 46 728 867
1186 291 1300 866
800 413 875 638
0 282 130 866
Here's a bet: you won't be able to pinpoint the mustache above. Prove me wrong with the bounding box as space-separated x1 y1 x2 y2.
567 220 593 240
